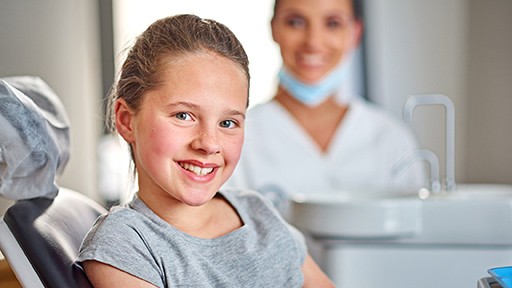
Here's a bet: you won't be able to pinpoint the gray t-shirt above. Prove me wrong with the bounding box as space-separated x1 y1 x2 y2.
76 189 306 287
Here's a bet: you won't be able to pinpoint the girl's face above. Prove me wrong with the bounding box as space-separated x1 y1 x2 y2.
271 0 362 84
116 52 248 208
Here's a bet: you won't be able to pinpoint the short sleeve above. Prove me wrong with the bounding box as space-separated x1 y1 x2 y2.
76 211 164 287
287 222 307 264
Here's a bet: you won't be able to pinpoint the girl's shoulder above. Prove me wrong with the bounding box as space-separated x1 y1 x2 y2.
89 199 158 237
219 188 285 225
219 188 270 207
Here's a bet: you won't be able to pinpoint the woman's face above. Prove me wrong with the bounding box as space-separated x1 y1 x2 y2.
272 0 362 84
116 52 248 208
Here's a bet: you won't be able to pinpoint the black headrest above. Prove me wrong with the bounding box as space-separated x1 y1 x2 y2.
4 188 106 288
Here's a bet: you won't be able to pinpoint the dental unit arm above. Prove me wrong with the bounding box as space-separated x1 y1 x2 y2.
402 94 456 192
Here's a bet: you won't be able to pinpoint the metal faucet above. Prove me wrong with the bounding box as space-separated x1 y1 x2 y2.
391 148 442 193
403 94 456 192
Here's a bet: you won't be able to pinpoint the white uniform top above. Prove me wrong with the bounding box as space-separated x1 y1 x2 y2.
225 98 426 210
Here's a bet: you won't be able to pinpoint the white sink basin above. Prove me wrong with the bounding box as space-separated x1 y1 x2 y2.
289 191 422 238
289 184 512 243
419 184 512 245
432 183 512 200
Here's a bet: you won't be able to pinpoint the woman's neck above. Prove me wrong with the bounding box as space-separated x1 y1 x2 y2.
275 87 349 152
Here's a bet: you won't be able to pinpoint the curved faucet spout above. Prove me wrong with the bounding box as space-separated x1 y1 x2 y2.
403 94 456 192
391 149 441 193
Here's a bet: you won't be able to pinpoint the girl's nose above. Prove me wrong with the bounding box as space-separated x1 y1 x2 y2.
191 126 221 155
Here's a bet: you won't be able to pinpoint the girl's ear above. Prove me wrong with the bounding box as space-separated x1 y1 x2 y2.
114 98 135 143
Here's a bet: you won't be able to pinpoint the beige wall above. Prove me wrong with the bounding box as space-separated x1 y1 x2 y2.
365 0 512 185
0 0 102 202
465 0 512 183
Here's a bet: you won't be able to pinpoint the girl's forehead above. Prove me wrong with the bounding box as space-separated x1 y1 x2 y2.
160 51 246 77
143 52 248 108
158 52 248 88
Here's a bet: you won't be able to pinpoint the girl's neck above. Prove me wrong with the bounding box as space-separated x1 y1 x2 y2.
138 191 243 239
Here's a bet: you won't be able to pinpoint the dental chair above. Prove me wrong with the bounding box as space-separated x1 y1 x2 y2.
0 76 108 287
0 187 107 288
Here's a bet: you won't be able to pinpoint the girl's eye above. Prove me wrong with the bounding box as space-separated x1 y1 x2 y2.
175 112 192 121
219 120 236 129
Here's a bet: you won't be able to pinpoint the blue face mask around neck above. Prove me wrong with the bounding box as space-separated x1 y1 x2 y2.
278 62 348 107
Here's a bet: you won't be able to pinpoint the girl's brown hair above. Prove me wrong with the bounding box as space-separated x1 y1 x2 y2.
106 14 250 132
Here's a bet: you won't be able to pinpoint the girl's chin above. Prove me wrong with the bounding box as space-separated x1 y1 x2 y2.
180 192 218 207
183 199 210 207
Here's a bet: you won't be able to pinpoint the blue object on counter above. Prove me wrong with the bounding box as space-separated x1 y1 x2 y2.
488 266 512 288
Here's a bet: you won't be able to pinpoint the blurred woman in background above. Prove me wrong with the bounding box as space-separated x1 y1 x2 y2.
225 0 425 215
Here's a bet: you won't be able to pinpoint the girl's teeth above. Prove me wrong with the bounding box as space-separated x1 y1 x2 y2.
180 162 213 175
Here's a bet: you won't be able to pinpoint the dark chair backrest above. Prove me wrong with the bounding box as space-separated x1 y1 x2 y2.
1 188 107 288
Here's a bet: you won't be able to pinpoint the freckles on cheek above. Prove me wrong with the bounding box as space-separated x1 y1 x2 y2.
146 126 174 156
229 137 245 162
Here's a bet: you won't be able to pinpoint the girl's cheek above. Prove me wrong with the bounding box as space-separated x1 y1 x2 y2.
229 137 245 161
146 125 177 155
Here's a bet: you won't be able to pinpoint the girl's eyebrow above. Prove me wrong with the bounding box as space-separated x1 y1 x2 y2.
166 101 246 119
165 101 198 109
227 109 246 119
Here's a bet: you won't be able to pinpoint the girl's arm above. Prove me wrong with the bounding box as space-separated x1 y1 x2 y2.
302 254 336 287
84 260 157 288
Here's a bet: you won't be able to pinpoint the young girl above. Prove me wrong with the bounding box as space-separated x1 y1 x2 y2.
76 14 334 287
